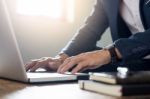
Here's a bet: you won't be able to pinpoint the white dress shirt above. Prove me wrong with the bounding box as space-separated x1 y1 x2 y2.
120 0 150 59
120 0 145 34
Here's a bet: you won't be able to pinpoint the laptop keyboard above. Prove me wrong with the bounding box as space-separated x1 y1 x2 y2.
27 72 75 78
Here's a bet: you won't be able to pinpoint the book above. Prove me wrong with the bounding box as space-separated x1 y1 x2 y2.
89 71 150 84
79 80 150 96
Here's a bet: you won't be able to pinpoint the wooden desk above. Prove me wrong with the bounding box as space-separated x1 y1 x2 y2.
0 79 150 99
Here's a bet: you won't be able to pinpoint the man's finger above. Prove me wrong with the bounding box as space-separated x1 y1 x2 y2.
29 62 45 72
71 62 87 74
57 58 71 73
59 61 76 73
58 56 81 73
25 61 37 71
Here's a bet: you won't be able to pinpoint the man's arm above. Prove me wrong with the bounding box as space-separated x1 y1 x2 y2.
114 28 150 61
61 0 109 56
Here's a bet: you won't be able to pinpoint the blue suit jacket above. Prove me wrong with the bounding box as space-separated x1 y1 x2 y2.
62 0 150 64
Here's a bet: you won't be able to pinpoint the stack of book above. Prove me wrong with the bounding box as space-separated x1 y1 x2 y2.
79 68 150 97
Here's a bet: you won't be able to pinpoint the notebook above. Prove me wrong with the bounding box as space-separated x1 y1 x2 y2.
79 80 150 96
90 71 150 84
0 0 88 83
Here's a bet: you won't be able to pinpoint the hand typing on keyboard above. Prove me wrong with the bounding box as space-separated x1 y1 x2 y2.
25 53 69 72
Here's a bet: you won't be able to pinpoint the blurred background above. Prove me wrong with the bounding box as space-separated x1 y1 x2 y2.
5 0 112 63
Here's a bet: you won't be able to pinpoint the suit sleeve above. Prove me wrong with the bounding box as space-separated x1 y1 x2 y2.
61 0 109 56
114 28 150 61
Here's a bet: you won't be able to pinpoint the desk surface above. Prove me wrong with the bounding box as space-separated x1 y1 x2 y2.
0 79 150 99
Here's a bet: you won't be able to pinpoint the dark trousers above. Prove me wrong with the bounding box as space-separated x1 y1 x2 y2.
83 59 150 73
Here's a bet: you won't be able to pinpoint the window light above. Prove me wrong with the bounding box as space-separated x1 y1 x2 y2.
17 0 74 22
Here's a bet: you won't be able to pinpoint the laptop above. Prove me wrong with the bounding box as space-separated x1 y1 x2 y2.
0 0 88 83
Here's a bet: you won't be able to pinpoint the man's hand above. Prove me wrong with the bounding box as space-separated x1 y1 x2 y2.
57 50 111 74
25 53 69 72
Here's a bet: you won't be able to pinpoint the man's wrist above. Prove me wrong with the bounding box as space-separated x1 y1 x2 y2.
115 48 122 59
101 49 111 64
103 44 120 64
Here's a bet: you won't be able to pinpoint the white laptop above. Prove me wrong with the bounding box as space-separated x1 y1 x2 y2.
0 0 88 83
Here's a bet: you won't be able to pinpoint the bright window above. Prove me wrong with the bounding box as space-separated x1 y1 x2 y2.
17 0 75 22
